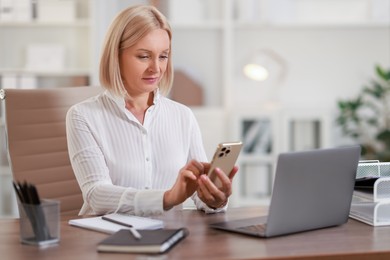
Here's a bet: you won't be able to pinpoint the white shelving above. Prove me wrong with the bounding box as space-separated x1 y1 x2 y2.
0 0 93 89
0 0 93 217
168 0 227 107
230 0 389 206
0 0 388 214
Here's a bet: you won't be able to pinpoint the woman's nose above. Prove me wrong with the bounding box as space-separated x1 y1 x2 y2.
148 59 159 73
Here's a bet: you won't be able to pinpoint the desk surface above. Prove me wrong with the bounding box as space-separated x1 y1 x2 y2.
1 206 390 260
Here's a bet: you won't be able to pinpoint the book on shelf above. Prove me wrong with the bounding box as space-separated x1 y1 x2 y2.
97 228 189 254
68 213 164 234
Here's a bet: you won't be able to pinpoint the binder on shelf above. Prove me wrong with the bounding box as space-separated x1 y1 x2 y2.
0 0 15 21
350 160 390 226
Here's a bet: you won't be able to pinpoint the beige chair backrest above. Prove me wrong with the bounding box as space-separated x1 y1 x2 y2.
1 86 102 215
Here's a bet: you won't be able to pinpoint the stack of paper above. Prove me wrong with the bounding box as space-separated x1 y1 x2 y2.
69 213 164 234
350 176 390 226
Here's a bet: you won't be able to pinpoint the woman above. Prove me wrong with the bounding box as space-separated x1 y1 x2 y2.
66 5 238 216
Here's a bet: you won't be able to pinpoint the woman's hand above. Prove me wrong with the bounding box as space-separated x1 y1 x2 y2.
163 159 204 210
197 164 239 209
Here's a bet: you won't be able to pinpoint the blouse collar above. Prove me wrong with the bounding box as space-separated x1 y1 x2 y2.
105 88 161 110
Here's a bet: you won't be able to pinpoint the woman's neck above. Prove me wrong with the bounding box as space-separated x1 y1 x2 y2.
124 92 154 124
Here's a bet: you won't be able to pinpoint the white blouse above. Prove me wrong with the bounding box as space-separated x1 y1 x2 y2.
66 89 224 216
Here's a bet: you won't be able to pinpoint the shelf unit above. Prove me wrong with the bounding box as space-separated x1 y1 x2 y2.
204 0 388 206
0 0 93 217
0 0 389 214
230 109 280 206
0 0 93 90
155 0 228 107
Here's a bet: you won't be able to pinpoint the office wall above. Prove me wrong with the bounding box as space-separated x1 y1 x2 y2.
233 27 390 111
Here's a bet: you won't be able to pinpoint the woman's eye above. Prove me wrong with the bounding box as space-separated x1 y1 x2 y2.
138 55 149 59
159 55 168 60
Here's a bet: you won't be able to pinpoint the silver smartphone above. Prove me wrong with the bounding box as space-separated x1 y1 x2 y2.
207 141 243 188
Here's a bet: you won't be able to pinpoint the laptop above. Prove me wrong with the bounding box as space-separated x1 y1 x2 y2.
209 146 361 238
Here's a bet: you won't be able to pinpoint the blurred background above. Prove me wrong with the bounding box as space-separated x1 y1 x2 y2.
0 0 389 216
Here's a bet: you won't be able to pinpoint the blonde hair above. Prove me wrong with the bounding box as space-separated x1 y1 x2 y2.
99 5 173 97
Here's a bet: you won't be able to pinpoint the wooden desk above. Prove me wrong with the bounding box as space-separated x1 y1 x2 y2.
1 206 390 259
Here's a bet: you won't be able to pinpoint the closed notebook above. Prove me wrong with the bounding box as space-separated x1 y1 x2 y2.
97 228 189 254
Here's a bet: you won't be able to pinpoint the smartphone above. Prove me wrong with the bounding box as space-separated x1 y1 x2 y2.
207 141 243 188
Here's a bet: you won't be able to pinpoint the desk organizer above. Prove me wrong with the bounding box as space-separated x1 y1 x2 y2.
350 160 390 226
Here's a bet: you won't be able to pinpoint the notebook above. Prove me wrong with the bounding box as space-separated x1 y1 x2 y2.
97 228 189 254
210 146 361 238
69 213 164 234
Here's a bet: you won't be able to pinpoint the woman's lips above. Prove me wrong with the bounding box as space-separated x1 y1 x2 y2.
143 77 159 84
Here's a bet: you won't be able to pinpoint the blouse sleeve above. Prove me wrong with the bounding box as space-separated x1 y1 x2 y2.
66 105 164 216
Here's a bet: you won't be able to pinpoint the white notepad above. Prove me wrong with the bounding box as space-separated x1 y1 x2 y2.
69 213 164 234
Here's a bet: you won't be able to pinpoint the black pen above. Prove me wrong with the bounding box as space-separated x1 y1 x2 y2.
12 182 49 241
29 184 41 205
12 182 24 203
101 216 142 240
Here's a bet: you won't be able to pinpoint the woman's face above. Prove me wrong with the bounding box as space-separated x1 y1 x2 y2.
119 29 170 97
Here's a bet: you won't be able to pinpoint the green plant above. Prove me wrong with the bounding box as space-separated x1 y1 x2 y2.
336 65 390 161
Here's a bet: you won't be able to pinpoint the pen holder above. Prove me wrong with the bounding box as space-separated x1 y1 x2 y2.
18 199 60 246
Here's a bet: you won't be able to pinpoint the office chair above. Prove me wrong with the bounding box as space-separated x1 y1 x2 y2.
0 86 102 215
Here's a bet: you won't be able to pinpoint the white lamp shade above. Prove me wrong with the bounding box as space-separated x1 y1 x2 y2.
243 63 270 81
243 49 286 83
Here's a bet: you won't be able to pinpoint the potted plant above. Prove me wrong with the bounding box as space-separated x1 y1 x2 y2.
336 65 390 161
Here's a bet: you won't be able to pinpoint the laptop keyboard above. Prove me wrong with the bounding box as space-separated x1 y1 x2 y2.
237 224 266 235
